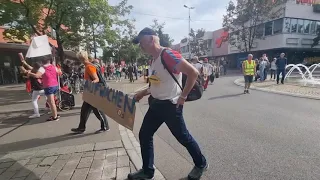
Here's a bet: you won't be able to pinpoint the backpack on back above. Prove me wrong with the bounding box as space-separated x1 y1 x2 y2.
160 50 203 101
90 62 107 87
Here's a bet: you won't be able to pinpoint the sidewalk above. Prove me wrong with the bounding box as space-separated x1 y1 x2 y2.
0 141 132 180
0 78 167 180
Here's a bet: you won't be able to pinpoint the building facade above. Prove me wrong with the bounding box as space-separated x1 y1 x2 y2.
228 0 320 68
178 31 214 60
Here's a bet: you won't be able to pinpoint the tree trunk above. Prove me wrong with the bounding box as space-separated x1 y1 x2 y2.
55 30 65 63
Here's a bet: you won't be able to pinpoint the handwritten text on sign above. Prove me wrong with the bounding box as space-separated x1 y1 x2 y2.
82 80 136 130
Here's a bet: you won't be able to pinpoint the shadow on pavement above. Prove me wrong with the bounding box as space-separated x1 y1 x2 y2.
0 110 33 130
0 132 96 153
0 89 30 106
208 93 243 100
0 157 38 179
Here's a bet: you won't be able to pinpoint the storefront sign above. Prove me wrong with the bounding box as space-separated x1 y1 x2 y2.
215 31 228 48
82 80 136 130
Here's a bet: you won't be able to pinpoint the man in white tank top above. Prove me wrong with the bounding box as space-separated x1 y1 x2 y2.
128 27 208 180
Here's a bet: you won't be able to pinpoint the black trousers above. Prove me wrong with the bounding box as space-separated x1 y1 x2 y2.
277 69 286 84
78 101 109 130
128 72 134 82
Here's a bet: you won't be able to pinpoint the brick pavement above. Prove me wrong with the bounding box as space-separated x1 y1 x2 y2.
0 141 137 180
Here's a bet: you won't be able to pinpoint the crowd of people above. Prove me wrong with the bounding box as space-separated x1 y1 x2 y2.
242 53 288 94
97 63 151 83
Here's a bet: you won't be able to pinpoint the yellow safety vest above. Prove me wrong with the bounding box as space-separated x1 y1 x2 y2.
244 60 255 75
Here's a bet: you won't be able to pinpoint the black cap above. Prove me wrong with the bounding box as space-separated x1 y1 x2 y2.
132 27 157 44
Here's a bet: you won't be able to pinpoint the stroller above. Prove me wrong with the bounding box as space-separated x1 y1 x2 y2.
46 75 75 111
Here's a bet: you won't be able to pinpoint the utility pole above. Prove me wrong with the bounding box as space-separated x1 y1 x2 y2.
184 5 194 60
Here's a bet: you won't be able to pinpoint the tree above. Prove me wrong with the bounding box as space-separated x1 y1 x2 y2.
81 0 133 58
0 0 132 62
102 20 149 65
223 0 285 52
188 28 209 57
150 19 174 47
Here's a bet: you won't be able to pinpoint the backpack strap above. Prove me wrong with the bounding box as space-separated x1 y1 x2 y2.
160 49 183 91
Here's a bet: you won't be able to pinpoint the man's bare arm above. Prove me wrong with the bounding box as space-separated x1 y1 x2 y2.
176 59 199 98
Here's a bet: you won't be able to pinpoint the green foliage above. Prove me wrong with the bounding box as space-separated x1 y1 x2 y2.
0 0 132 61
223 0 285 52
189 28 208 57
150 19 174 47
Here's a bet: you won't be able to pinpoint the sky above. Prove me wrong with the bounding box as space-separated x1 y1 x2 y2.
108 0 229 44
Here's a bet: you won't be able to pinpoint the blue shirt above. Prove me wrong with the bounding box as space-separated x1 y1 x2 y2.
276 58 287 69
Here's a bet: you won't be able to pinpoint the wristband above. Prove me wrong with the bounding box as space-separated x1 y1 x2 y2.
179 95 187 100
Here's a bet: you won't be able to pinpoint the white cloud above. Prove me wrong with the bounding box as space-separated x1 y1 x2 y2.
109 0 229 44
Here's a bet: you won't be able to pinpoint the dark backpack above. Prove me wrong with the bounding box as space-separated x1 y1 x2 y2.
90 62 107 87
160 50 203 101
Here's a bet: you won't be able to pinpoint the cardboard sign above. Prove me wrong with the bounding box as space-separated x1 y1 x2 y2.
26 35 52 58
82 80 136 130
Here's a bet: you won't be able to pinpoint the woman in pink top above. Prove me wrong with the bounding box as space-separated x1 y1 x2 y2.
27 57 60 121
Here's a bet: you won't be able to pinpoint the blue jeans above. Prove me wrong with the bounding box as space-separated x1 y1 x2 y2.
277 69 286 83
139 99 207 175
44 86 58 96
260 67 265 81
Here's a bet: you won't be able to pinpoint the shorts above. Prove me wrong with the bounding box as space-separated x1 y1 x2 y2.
44 86 58 96
244 75 253 83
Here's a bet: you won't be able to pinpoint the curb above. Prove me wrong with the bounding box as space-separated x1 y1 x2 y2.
119 125 166 180
234 78 320 100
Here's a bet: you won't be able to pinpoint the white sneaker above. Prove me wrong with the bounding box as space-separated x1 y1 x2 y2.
29 114 40 119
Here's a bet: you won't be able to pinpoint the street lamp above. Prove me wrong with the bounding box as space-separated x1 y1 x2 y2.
184 5 194 60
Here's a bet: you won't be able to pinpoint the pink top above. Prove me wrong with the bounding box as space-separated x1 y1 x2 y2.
41 64 58 88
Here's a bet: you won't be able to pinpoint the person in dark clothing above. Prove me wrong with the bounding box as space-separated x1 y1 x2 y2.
127 65 134 83
134 64 138 80
71 51 109 134
275 53 288 84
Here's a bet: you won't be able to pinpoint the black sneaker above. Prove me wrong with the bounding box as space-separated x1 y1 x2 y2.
71 128 85 134
247 90 250 94
95 128 110 134
128 169 154 180
47 116 59 121
244 90 247 94
188 163 209 180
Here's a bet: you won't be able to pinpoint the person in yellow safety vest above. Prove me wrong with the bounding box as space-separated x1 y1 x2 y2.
242 54 256 94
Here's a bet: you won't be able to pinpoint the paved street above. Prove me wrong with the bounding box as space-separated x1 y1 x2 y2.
133 75 320 180
1 75 320 179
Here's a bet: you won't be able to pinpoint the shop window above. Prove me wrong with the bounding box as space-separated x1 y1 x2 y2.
291 19 298 33
256 24 264 38
297 19 304 33
310 21 317 34
265 21 273 36
283 18 291 33
304 20 311 34
273 18 283 34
